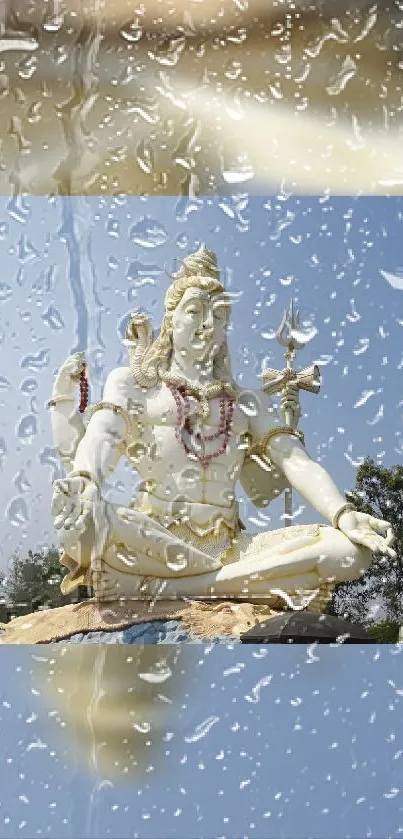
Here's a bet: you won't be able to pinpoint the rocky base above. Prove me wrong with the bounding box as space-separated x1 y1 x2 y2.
0 590 345 646
49 620 236 644
0 598 272 644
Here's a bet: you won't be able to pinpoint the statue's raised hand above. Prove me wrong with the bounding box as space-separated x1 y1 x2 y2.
59 351 86 381
52 352 87 398
337 509 396 559
51 475 98 536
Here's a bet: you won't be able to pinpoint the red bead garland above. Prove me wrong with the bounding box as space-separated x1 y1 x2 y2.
168 385 234 468
79 366 89 413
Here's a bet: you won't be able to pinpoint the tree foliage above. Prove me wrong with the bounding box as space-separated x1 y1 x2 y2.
4 546 73 612
366 622 400 644
330 458 403 625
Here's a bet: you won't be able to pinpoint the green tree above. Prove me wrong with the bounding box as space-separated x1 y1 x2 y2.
4 546 75 613
329 458 403 625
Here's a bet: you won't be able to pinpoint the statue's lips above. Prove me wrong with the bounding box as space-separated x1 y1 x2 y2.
191 334 214 348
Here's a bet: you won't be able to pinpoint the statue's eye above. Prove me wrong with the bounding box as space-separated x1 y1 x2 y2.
186 306 201 315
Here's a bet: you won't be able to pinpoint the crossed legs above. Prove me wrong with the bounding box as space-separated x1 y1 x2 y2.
92 525 373 602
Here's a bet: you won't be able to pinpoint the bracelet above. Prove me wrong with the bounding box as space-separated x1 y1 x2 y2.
47 395 75 407
331 502 356 529
85 401 132 440
249 425 305 457
67 470 100 490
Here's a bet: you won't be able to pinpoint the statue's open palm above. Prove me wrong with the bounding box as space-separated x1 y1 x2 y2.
51 476 98 535
337 510 396 559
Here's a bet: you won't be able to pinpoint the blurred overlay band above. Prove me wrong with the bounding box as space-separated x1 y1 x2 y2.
1 0 402 194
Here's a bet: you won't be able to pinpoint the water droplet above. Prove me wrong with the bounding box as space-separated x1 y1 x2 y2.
261 325 276 340
179 467 200 486
136 139 154 175
126 441 147 463
379 269 403 290
121 97 158 124
106 219 120 238
291 325 318 344
6 497 29 527
0 283 12 301
17 414 37 444
383 788 399 799
315 354 333 367
20 378 38 394
326 56 357 96
39 447 64 481
0 376 11 391
41 306 65 331
14 470 31 493
138 664 172 684
0 437 7 465
21 350 50 371
354 390 376 409
185 716 220 743
127 260 161 286
176 233 188 250
120 20 143 42
166 549 188 572
27 101 42 125
222 155 255 184
17 55 37 80
151 35 186 66
367 405 384 426
238 391 259 417
18 234 39 263
129 218 168 249
224 59 243 81
133 721 151 734
245 675 273 704
43 12 65 32
108 256 119 271
7 195 30 224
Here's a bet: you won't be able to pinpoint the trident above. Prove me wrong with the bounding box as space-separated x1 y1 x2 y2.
262 299 321 527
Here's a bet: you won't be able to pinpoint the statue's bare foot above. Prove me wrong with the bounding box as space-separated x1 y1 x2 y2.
92 565 173 601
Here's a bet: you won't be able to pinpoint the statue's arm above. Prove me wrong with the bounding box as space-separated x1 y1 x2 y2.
248 389 346 523
49 353 86 471
267 433 347 524
67 367 136 491
266 434 396 556
245 390 395 555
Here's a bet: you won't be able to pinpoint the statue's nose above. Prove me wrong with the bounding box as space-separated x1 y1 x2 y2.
202 308 214 329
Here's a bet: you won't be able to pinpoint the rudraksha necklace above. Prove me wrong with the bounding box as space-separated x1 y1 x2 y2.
168 384 234 469
79 366 89 413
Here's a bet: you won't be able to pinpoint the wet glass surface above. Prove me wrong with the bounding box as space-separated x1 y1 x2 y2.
1 2 403 836
0 1 402 194
0 194 402 581
0 644 402 838
0 193 402 836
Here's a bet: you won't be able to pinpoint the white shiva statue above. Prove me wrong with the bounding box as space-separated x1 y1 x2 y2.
49 246 395 606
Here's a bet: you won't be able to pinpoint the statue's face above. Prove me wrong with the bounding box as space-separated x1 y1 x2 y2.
171 286 229 362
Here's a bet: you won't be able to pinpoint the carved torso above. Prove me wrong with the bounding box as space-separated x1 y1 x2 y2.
125 382 250 507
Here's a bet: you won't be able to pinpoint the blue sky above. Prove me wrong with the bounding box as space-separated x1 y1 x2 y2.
0 194 402 571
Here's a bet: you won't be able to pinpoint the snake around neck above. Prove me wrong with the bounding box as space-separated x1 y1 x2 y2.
159 369 238 420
